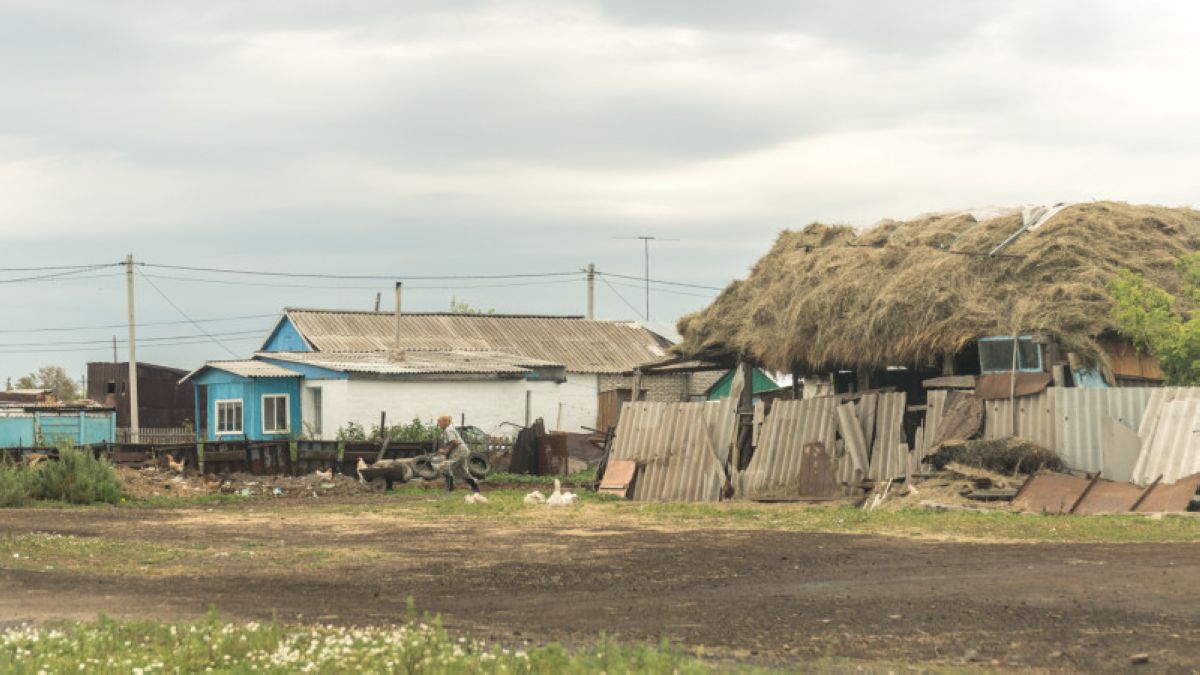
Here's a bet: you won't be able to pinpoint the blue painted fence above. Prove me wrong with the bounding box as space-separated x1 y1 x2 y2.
0 411 116 447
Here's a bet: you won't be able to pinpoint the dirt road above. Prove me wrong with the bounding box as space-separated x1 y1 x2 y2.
1 503 1197 670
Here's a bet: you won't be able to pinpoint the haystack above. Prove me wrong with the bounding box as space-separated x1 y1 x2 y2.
675 202 1200 372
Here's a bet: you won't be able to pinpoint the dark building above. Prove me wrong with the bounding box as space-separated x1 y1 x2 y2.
86 362 194 428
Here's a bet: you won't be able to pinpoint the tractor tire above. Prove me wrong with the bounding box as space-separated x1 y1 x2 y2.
413 457 440 481
466 452 491 480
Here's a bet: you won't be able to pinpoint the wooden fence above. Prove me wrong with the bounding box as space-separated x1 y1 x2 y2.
116 427 195 444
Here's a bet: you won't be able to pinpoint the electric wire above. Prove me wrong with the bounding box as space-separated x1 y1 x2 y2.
0 313 278 335
139 272 583 291
139 262 580 281
598 276 646 320
0 329 265 348
593 270 724 291
135 267 240 358
0 336 262 355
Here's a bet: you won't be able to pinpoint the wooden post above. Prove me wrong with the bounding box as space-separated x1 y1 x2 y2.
733 362 754 473
790 368 801 400
586 263 595 319
631 369 643 402
941 353 955 376
125 254 140 443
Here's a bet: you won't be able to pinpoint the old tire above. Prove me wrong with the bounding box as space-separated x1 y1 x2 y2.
466 453 491 480
413 457 440 481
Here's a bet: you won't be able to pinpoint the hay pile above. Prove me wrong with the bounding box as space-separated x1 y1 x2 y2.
676 202 1200 371
929 437 1063 475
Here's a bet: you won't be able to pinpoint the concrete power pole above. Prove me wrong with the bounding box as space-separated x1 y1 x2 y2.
586 263 595 319
125 254 140 443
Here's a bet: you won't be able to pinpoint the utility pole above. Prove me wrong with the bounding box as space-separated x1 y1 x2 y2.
586 263 595 319
392 282 404 361
125 254 140 443
374 291 381 312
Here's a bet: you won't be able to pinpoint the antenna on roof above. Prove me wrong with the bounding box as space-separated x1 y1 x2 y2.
614 236 679 320
374 292 381 312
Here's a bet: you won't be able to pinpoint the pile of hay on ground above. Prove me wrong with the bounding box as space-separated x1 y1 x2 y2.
675 202 1200 372
929 437 1064 475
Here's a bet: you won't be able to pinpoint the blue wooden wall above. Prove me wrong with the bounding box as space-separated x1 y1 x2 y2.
261 317 312 353
192 369 302 441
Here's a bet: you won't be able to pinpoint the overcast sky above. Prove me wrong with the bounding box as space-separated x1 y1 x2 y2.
2 0 1199 389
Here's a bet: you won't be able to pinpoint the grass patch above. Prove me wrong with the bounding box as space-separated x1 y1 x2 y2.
483 469 596 487
273 489 1200 543
0 611 746 674
2 532 184 574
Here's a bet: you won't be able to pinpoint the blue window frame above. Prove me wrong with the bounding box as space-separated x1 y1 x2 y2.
978 336 1043 373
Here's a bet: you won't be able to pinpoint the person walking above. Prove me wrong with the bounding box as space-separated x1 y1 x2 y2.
436 415 482 495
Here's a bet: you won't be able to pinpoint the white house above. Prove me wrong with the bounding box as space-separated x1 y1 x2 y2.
183 308 692 441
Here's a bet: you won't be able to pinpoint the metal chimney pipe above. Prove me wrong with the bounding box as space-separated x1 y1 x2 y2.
393 282 404 361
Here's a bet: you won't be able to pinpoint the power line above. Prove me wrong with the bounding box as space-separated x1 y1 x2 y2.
598 275 645 320
0 329 265 348
594 271 724 291
135 267 240 358
0 263 120 271
0 336 263 355
138 262 580 281
601 278 717 299
0 313 278 334
139 272 584 291
0 264 123 284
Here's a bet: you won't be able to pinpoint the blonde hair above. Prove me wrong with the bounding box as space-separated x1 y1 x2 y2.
437 415 453 426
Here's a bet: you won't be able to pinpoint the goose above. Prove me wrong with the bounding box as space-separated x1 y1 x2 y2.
523 490 546 504
356 457 368 484
546 479 578 507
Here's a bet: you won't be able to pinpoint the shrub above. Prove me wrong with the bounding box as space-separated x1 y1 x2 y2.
29 446 123 504
0 464 29 507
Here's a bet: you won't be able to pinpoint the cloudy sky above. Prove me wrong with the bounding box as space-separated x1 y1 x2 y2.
2 0 1198 388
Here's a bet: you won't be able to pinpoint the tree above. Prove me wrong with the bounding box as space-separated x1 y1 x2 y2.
449 295 495 315
1108 253 1200 385
14 366 80 401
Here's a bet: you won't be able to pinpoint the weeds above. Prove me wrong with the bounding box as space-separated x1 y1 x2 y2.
0 464 30 507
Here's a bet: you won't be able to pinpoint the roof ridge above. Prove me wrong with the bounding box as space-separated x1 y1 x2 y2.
283 307 588 320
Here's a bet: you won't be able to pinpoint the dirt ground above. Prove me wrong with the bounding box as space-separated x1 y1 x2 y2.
1 500 1199 670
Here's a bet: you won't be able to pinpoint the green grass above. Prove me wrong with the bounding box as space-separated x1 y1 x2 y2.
0 611 749 674
3 532 185 574
483 469 596 486
272 487 1200 543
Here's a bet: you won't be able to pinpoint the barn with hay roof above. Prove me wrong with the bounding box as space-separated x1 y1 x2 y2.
673 201 1200 399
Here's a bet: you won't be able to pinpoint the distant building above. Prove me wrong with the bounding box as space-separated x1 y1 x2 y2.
182 308 715 441
86 362 195 429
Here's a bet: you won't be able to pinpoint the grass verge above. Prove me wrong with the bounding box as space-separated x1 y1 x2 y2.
0 611 751 674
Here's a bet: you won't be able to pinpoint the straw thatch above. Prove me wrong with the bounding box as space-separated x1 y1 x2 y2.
675 202 1200 373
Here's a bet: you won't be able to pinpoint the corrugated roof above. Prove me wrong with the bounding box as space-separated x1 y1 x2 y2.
260 350 563 376
277 309 672 374
182 360 301 382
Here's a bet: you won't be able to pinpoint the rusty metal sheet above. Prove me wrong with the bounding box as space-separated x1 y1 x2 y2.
982 389 1055 449
1133 472 1200 512
922 390 948 454
739 396 838 499
867 392 907 481
856 393 878 451
1013 472 1090 514
1132 389 1200 485
1072 480 1143 515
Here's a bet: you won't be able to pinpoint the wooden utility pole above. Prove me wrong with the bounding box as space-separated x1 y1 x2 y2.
586 263 595 319
125 254 140 443
374 291 381 312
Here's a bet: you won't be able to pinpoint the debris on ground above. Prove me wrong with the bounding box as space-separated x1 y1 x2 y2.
117 467 376 500
929 437 1063 474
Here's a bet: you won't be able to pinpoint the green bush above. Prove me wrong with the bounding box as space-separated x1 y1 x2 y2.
29 446 123 504
0 464 29 507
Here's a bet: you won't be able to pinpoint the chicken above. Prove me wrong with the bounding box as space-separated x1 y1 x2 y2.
523 490 546 504
24 453 47 469
167 455 186 474
546 478 578 507
356 457 368 484
464 492 489 504
315 468 333 481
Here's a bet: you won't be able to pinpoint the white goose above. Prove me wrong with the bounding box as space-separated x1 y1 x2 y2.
546 478 578 507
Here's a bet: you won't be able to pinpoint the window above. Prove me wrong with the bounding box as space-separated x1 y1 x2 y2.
979 336 1044 373
262 394 289 434
215 400 243 435
306 388 322 436
105 381 116 395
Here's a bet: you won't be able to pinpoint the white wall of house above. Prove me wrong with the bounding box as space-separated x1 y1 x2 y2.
298 374 601 439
